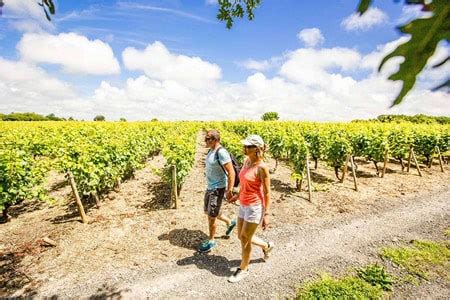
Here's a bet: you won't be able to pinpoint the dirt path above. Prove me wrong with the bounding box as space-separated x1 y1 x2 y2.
2 130 450 298
61 188 448 299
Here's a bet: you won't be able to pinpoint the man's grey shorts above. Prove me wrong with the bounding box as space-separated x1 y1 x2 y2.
204 188 225 217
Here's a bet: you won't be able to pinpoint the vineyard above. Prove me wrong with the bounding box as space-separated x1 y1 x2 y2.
1 121 449 222
1 120 450 298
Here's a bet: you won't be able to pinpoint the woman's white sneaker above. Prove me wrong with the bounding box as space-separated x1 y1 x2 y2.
228 268 249 283
263 241 274 261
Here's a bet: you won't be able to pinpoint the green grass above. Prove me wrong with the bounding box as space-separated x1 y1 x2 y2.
356 264 394 291
380 240 450 279
296 274 383 299
445 228 450 238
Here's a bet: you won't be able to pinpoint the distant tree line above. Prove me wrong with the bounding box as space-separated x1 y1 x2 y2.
0 112 71 121
1 112 447 124
353 114 450 125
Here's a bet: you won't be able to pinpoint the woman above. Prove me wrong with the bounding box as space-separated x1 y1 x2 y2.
228 134 274 283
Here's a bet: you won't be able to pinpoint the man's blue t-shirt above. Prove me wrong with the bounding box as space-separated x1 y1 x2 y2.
206 147 231 190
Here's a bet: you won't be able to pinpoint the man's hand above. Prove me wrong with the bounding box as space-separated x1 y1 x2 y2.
227 194 238 203
225 190 233 201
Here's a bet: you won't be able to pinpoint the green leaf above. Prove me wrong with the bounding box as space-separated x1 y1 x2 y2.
379 0 450 106
217 0 262 29
357 0 373 15
44 0 56 14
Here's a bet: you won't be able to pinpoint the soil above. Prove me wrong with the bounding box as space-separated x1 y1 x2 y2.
1 130 449 298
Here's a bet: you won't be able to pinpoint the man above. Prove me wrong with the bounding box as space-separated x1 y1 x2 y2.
198 129 237 253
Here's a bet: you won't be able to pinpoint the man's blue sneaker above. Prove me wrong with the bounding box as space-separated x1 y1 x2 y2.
198 240 217 253
225 219 237 237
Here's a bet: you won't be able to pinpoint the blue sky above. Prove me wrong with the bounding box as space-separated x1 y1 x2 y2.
0 0 448 120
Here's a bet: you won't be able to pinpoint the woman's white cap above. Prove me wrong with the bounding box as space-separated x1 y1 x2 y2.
241 134 265 147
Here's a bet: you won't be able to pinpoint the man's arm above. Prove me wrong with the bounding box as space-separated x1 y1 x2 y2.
223 162 235 200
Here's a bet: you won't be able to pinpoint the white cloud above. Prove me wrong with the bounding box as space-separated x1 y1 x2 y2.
416 43 450 89
205 0 218 5
122 41 222 89
0 57 78 115
341 7 388 31
239 59 271 71
361 37 410 76
0 58 74 97
4 0 43 19
279 48 362 87
297 28 324 48
3 32 449 121
396 5 432 25
238 55 284 71
17 32 121 75
361 37 450 89
3 0 54 32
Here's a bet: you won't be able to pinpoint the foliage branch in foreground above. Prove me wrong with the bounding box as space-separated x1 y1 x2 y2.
217 0 450 107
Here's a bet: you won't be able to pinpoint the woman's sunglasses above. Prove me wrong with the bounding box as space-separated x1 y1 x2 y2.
205 137 214 142
244 145 257 149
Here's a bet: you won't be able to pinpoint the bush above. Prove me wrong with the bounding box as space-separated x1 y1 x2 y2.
94 115 106 121
261 112 279 121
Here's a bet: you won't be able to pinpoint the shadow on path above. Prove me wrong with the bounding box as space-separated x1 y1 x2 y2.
177 252 264 277
88 284 130 300
0 250 39 298
271 179 295 194
158 228 208 250
140 181 172 211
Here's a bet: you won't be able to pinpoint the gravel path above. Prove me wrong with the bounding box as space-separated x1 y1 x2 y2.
37 187 449 299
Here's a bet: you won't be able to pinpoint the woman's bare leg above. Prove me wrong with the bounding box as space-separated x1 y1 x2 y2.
251 235 269 250
239 221 259 270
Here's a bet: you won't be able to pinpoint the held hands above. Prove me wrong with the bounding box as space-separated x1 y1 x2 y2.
225 190 233 201
227 194 239 203
262 214 270 230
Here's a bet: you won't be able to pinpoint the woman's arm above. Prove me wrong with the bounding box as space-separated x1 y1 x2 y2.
228 157 246 203
260 165 271 230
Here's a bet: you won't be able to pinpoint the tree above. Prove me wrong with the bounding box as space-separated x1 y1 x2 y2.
3 112 47 121
217 0 449 107
46 113 64 121
94 115 105 121
261 112 279 121
119 117 127 122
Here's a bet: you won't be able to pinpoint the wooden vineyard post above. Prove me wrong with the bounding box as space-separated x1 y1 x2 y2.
436 146 444 173
67 172 87 224
341 154 351 183
114 178 121 192
172 165 180 209
428 148 435 168
305 154 312 202
407 146 413 172
411 148 422 177
381 149 389 178
296 179 302 192
350 155 358 192
92 192 100 208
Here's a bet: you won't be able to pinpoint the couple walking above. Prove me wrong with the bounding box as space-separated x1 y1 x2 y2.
199 129 274 283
